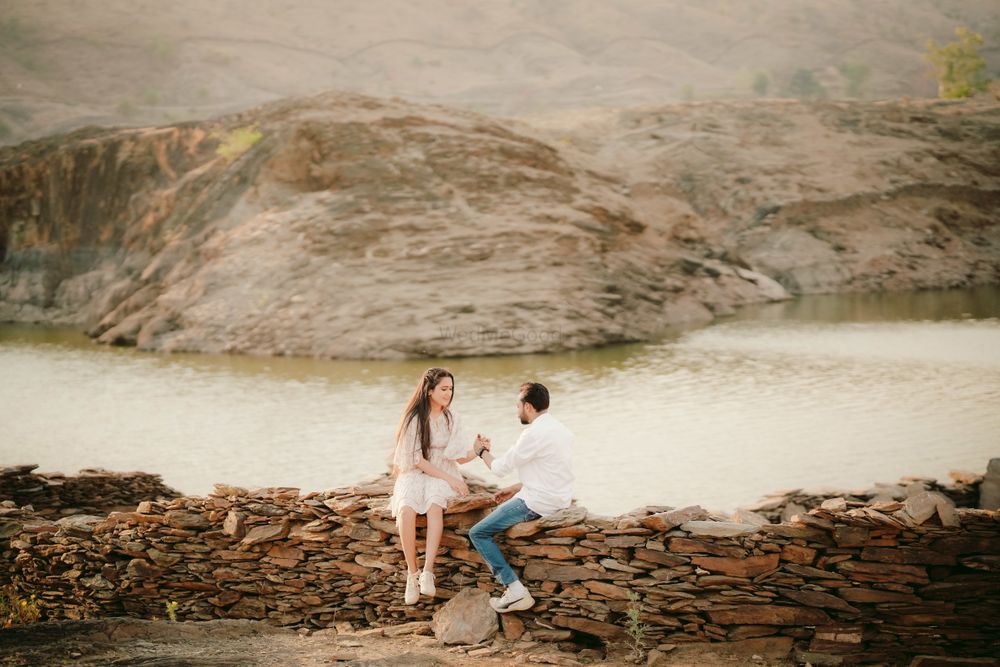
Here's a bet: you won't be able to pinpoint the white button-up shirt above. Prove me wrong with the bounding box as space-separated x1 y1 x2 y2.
490 412 574 516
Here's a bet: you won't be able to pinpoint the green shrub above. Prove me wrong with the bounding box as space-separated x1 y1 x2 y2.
752 71 770 97
215 125 263 163
623 591 650 661
838 62 871 97
1 586 41 628
787 68 827 99
1 17 43 70
0 17 33 48
117 99 137 118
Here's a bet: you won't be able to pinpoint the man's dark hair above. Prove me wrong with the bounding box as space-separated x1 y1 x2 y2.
519 382 549 412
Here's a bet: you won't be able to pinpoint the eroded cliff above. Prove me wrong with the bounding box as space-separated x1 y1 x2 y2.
1 92 998 358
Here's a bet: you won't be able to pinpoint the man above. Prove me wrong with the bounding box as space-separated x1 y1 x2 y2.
470 381 574 613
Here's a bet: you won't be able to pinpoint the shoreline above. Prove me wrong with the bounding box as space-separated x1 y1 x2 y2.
2 284 1000 363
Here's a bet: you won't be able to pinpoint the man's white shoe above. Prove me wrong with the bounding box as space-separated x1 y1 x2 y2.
404 571 420 605
419 570 436 596
489 586 535 613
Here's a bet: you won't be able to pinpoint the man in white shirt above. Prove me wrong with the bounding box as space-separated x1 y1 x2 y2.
470 382 574 612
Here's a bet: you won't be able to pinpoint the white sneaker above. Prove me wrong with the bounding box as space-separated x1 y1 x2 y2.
404 571 420 605
419 570 436 597
489 586 535 613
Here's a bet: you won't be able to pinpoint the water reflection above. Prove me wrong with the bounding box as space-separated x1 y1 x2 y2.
1 287 998 515
731 284 1000 323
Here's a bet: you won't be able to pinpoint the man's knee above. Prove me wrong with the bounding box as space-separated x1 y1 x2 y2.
469 520 490 542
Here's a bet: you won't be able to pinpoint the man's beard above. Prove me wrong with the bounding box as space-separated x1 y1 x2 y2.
519 417 528 425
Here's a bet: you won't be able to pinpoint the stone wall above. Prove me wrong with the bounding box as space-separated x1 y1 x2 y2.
740 472 983 524
2 467 999 664
0 464 181 517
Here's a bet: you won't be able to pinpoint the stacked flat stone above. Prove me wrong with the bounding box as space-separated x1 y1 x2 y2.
3 469 999 664
740 471 982 524
0 464 181 517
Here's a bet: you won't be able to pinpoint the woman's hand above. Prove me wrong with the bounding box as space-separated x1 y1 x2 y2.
447 475 470 497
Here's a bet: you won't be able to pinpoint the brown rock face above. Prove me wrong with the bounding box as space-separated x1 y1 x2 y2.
0 93 673 358
3 93 997 359
551 615 626 640
691 553 779 577
707 605 832 626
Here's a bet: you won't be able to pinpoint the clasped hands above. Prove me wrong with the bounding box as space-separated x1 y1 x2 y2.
476 434 520 504
474 433 492 456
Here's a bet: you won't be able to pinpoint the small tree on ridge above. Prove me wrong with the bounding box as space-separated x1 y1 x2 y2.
925 26 990 99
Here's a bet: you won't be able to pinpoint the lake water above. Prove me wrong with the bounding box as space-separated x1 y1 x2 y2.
2 287 999 516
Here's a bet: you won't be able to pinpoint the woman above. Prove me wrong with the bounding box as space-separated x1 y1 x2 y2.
389 367 479 604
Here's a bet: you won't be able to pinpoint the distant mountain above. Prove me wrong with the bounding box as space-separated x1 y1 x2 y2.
1 0 998 144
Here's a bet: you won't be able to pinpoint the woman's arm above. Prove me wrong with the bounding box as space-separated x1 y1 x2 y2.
445 414 478 465
415 459 469 496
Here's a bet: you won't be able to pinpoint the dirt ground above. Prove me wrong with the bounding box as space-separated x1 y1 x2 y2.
0 618 794 666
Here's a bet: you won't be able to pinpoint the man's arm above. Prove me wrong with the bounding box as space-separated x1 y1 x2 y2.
476 431 538 477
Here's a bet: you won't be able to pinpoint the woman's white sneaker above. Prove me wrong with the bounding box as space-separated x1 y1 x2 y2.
404 571 420 605
419 570 436 596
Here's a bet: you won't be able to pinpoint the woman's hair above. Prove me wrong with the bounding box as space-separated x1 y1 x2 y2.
397 367 454 461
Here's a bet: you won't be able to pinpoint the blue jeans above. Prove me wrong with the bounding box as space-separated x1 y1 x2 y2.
469 498 541 586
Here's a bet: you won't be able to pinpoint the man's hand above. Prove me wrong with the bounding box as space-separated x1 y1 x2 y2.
475 434 492 453
494 483 522 504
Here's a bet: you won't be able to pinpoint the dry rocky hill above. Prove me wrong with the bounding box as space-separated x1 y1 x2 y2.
1 92 997 358
2 0 999 145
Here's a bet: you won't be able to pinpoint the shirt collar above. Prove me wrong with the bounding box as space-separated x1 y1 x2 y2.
531 412 551 426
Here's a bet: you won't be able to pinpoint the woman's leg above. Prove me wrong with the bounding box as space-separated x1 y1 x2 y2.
397 506 419 573
423 504 444 572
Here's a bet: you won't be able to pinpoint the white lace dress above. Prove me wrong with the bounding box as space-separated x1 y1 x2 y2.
389 411 475 517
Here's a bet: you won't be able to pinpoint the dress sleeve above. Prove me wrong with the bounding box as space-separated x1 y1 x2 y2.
392 417 423 473
444 412 476 460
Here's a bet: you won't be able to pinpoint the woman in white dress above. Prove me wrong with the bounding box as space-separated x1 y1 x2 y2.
389 367 479 604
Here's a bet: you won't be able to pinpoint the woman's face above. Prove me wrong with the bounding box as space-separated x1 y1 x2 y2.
427 376 454 409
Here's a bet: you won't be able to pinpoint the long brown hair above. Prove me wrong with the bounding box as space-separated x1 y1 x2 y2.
396 367 454 462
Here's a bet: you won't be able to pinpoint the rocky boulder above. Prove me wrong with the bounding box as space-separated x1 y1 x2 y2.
431 588 498 645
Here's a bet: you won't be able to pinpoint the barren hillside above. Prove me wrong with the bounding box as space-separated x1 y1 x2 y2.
1 92 997 359
1 0 999 145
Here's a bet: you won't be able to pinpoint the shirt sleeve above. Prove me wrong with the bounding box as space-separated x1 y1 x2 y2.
490 427 541 477
443 412 476 460
392 417 423 473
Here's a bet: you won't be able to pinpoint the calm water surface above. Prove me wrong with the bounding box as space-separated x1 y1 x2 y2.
2 288 999 515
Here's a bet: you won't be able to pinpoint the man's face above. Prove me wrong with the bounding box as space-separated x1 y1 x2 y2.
516 395 529 424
